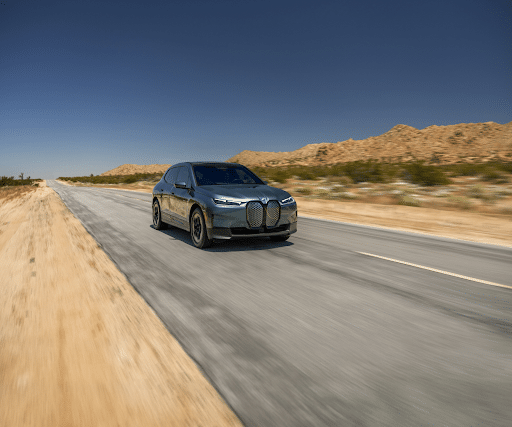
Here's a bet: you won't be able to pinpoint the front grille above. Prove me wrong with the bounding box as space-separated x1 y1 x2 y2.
246 200 281 229
246 201 264 228
265 200 280 227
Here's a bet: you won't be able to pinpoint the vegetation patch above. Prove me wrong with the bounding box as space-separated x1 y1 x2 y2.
399 195 421 207
58 173 163 185
1 176 42 187
401 162 451 186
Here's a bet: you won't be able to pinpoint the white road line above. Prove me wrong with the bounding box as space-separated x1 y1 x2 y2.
357 251 512 290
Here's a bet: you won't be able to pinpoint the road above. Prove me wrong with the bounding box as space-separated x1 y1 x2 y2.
48 180 512 427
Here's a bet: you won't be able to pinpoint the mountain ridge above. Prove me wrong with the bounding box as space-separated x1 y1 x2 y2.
228 121 512 167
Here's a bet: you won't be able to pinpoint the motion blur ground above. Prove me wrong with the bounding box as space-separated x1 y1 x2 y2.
48 180 512 426
0 182 242 427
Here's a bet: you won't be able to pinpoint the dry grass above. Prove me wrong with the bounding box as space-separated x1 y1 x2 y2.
0 185 37 203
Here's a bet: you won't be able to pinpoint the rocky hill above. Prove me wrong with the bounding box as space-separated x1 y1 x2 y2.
100 164 171 176
228 121 512 167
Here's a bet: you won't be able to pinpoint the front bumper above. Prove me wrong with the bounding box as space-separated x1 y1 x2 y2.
206 202 297 240
211 222 297 240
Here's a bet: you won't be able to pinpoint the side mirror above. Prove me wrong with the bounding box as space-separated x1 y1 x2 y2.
174 181 188 189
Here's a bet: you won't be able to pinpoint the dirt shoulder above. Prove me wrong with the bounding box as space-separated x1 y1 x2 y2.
0 182 241 427
57 179 512 247
294 196 512 247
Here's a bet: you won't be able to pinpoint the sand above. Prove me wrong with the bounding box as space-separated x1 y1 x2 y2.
0 182 241 427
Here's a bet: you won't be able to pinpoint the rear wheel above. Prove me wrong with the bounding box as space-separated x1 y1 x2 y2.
153 199 167 230
190 208 213 249
270 235 290 242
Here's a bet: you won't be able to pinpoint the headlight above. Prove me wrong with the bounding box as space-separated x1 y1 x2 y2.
280 196 295 205
213 198 246 206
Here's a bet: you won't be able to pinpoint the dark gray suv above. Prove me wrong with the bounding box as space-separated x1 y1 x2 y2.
152 162 297 248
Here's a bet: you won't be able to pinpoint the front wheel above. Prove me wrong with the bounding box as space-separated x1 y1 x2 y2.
190 208 213 249
153 199 167 230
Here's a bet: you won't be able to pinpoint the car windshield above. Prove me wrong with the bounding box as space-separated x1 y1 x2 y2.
193 165 264 186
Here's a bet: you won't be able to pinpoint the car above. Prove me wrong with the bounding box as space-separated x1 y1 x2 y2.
152 162 298 248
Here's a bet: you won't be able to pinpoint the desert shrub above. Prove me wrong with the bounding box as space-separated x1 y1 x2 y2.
447 196 472 210
466 184 485 199
315 189 332 198
466 185 497 203
481 168 505 182
328 175 354 186
402 162 450 186
495 162 512 174
123 176 138 184
0 176 39 187
334 192 358 199
448 163 486 177
289 166 319 181
399 195 421 207
271 169 294 183
295 187 312 195
57 173 163 185
342 161 388 184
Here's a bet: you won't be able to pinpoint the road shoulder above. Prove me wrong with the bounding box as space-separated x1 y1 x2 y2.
0 183 242 427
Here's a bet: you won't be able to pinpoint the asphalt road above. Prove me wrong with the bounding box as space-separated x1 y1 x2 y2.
48 180 512 427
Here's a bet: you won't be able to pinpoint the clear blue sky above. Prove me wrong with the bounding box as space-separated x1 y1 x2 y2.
1 0 511 179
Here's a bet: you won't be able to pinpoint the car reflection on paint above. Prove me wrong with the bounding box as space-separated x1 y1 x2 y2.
152 162 297 248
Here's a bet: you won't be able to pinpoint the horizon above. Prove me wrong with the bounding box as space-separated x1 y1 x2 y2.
1 0 511 179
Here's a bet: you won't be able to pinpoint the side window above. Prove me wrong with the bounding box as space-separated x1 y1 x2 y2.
164 167 179 184
176 167 191 187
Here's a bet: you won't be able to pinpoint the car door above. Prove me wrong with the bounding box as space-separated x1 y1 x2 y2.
172 166 193 230
161 167 179 225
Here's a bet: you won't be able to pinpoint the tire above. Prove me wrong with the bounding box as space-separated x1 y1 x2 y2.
190 207 213 249
269 235 290 242
153 199 167 230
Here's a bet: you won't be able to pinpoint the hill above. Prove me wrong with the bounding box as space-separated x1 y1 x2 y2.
228 121 512 167
100 164 172 176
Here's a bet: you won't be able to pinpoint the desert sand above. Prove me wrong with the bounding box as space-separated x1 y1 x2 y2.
0 182 241 427
294 196 512 247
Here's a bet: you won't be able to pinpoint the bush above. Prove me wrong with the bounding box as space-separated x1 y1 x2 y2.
0 176 39 187
295 187 312 195
342 161 388 184
402 162 450 186
481 168 504 182
495 162 512 174
123 176 138 184
57 173 163 185
466 185 497 203
448 163 484 177
399 195 421 207
447 196 472 210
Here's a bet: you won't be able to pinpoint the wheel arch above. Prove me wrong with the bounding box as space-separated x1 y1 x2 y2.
188 202 213 240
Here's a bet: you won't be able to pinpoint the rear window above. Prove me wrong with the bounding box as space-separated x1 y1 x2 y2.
193 165 263 186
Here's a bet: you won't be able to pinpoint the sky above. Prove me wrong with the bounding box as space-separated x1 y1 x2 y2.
1 0 511 179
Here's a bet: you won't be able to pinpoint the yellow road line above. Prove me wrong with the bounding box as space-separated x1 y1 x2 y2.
357 251 512 290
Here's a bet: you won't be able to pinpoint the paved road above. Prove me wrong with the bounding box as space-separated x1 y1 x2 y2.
48 180 512 427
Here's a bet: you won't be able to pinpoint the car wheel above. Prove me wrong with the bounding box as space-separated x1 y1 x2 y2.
269 235 290 242
190 207 213 249
153 199 167 230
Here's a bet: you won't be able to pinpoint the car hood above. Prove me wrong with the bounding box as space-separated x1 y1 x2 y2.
196 184 291 201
